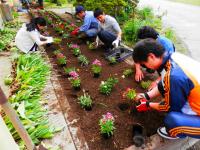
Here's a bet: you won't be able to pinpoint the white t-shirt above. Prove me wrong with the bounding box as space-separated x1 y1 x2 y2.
15 23 44 53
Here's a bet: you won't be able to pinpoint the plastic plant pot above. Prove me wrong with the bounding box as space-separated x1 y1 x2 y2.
93 73 100 78
101 133 112 139
73 86 81 91
132 123 145 147
84 106 92 111
118 102 130 111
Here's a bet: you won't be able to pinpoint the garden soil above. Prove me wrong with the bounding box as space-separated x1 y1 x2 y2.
38 11 165 150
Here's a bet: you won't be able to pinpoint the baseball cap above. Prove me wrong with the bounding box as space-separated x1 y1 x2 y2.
75 5 84 14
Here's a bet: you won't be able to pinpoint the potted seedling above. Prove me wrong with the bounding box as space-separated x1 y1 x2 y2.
123 69 133 78
53 49 61 56
91 59 102 78
99 112 115 139
86 41 96 50
99 77 118 95
68 71 81 90
119 88 136 111
78 91 93 111
108 56 117 65
77 54 89 66
62 33 69 38
54 38 62 44
140 80 151 89
56 53 67 66
64 67 76 77
68 44 81 56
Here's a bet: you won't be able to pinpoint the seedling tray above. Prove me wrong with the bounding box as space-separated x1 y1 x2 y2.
106 47 133 62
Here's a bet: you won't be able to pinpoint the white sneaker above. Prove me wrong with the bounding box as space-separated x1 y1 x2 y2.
157 127 179 140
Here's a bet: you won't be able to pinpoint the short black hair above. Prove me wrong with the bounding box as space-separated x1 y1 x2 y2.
26 17 46 32
94 8 103 18
137 26 159 40
132 38 165 63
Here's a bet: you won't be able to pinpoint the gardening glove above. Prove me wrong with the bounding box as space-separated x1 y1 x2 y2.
46 37 53 43
136 98 150 112
95 36 100 47
70 27 80 36
112 37 120 48
135 92 150 102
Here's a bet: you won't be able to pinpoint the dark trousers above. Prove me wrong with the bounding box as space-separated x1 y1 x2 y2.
98 30 116 48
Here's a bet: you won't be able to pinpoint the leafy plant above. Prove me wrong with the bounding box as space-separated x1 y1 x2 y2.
108 57 117 64
99 77 118 95
53 49 61 55
99 112 115 137
123 69 133 77
54 38 62 44
77 54 89 66
122 88 136 100
78 91 92 109
91 59 102 74
62 33 69 38
68 44 81 56
56 53 67 65
4 75 13 86
140 80 151 89
87 41 96 50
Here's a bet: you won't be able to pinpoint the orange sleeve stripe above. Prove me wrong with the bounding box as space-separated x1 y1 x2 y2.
159 61 171 111
169 126 200 137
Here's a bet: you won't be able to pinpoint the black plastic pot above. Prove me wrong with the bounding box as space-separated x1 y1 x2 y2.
84 106 92 111
118 102 130 111
73 86 81 91
132 124 145 147
115 52 121 60
93 73 100 78
101 133 112 139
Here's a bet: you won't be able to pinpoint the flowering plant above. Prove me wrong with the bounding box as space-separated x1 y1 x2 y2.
53 49 61 56
66 23 76 32
122 88 136 100
68 71 81 88
68 44 81 56
99 112 115 137
91 59 102 74
56 53 67 65
64 67 76 76
99 77 118 95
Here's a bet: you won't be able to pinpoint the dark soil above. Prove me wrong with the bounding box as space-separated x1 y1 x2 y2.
36 11 166 150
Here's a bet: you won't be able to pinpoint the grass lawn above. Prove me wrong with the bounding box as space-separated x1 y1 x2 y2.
168 0 200 6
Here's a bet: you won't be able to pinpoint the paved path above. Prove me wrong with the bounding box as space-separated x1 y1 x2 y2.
138 0 200 61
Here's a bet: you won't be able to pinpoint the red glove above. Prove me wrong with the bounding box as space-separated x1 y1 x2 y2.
136 98 150 112
70 27 80 36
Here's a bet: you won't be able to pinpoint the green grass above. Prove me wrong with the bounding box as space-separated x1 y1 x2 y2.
168 0 200 6
44 1 73 9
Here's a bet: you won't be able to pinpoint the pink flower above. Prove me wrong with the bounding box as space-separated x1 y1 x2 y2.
70 44 79 49
92 59 102 66
69 71 79 78
105 112 114 121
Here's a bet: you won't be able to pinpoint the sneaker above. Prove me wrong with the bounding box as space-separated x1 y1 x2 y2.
157 127 179 140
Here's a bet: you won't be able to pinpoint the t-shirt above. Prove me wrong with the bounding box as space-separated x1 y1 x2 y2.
100 15 121 37
15 23 43 53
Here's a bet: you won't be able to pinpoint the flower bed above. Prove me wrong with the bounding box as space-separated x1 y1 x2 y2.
33 10 165 149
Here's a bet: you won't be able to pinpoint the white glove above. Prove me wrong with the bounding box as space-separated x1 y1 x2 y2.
112 38 120 48
46 37 53 43
95 36 100 47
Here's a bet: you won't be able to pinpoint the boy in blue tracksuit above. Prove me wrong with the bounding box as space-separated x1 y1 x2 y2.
133 39 200 139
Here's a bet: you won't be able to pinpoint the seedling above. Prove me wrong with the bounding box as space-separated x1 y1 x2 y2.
99 77 118 95
122 88 136 100
78 91 92 110
108 57 117 64
123 69 133 77
140 80 151 89
78 54 89 66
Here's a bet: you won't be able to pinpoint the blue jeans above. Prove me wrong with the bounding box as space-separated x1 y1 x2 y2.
98 30 116 48
164 112 200 138
85 28 98 37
